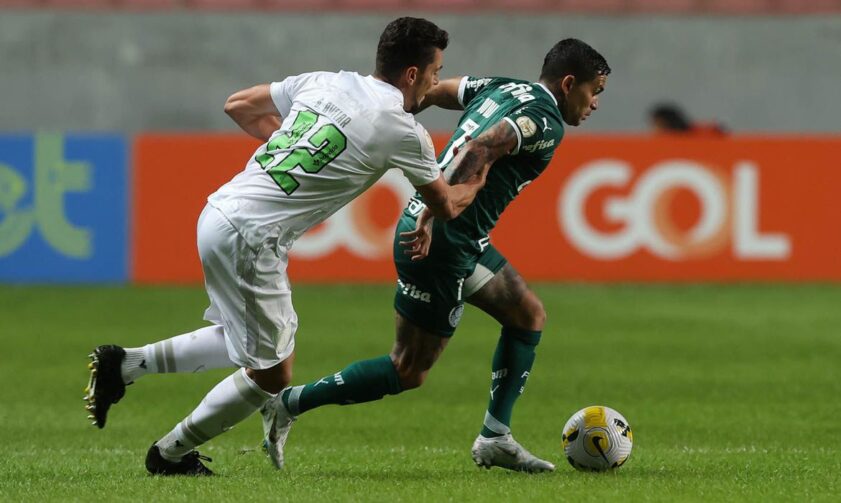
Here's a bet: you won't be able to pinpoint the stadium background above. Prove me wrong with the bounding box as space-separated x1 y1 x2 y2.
3 2 841 283
2 2 841 501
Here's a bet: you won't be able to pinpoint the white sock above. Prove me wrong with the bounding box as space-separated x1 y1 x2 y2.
156 368 273 461
121 325 235 384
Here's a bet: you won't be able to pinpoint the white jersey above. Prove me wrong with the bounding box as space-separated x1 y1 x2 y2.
208 71 440 249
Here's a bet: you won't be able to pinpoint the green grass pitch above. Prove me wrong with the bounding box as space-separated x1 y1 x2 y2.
1 284 840 501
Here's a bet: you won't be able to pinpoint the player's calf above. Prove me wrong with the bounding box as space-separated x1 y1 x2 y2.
391 315 449 390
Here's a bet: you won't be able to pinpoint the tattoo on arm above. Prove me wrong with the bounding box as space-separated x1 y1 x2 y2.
448 120 518 184
448 149 481 185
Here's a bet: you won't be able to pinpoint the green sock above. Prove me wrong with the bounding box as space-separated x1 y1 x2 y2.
480 328 541 438
281 355 402 415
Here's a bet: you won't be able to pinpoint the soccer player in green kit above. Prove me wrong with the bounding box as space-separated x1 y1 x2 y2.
261 38 610 473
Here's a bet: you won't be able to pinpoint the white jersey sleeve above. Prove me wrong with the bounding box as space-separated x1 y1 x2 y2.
270 72 327 118
391 123 440 187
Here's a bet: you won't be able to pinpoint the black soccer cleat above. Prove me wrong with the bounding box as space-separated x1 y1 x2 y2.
84 345 127 429
145 444 214 476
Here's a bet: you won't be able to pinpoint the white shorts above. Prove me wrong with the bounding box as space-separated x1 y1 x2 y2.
197 204 297 369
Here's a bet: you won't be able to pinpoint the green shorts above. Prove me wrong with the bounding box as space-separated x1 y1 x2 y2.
393 219 508 337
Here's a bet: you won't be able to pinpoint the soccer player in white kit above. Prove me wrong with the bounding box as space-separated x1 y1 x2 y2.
83 17 489 475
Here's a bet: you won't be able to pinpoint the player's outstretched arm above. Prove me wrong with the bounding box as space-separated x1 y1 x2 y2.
416 77 464 113
224 84 282 142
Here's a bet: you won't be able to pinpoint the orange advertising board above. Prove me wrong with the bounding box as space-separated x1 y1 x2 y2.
132 134 262 284
132 134 841 283
500 135 841 281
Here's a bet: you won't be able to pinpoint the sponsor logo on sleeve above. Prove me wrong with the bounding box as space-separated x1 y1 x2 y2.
542 117 553 132
466 78 492 90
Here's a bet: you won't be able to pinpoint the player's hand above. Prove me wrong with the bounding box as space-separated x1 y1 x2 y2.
399 208 434 261
399 139 470 260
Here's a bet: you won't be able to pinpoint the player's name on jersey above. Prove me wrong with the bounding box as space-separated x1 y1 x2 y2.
311 97 352 128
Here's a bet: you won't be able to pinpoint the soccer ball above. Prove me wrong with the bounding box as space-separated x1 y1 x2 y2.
562 405 633 471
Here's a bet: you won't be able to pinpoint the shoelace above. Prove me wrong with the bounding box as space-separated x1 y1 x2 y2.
185 451 213 464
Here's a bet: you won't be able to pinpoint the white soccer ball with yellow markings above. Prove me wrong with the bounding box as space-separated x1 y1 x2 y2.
562 405 633 471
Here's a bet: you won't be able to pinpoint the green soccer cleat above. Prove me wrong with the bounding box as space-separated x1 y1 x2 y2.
471 433 555 473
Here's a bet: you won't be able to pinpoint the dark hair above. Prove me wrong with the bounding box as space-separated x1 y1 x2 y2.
375 17 449 82
539 38 611 83
650 103 692 131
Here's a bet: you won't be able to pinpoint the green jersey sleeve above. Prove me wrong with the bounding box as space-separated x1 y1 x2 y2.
503 104 565 160
457 76 498 108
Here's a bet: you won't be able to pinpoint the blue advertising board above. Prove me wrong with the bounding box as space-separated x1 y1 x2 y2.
0 133 128 283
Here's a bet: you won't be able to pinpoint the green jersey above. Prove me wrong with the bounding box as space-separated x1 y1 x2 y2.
402 76 565 264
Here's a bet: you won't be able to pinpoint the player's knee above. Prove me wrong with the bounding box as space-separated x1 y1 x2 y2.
277 363 293 389
396 367 428 390
246 364 292 395
521 293 547 331
390 354 431 391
